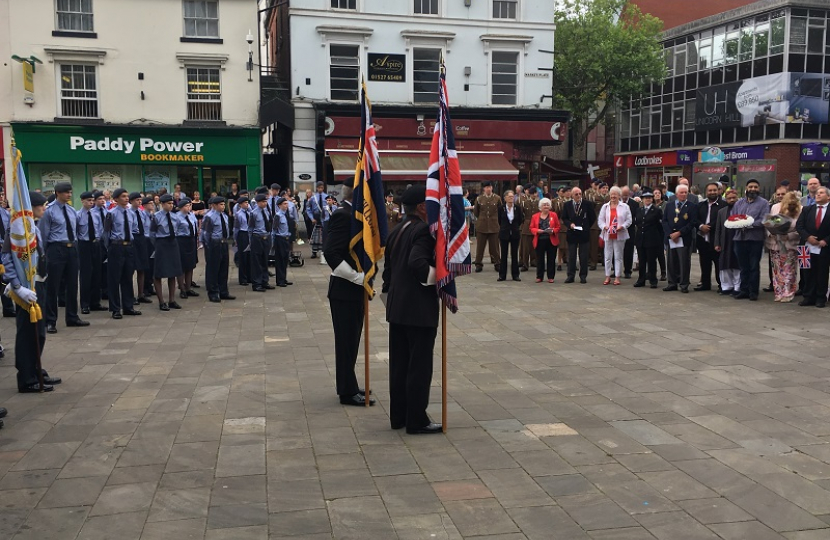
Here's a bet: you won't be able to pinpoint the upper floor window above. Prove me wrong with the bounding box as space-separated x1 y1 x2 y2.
331 0 356 9
413 48 441 103
491 51 519 105
493 0 517 19
56 0 94 32
414 0 438 15
330 44 360 101
183 1 219 38
59 64 98 118
186 67 222 121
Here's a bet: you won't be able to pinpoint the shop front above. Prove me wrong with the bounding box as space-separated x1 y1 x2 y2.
800 143 830 186
11 124 261 204
619 151 685 189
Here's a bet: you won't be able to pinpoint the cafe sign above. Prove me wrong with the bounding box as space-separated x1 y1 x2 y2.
368 53 406 82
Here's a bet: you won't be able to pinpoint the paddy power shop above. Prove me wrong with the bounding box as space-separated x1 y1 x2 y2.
10 124 261 201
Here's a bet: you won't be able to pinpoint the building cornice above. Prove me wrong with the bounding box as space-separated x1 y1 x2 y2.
315 102 570 123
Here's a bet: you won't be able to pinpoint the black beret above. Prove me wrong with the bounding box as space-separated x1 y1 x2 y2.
92 191 104 199
54 182 73 194
401 185 426 205
316 181 325 188
239 190 249 196
270 183 281 191
254 193 268 202
141 196 154 205
482 181 493 188
178 198 192 208
276 197 287 206
255 186 269 195
80 191 94 200
30 191 47 207
160 194 174 203
47 194 56 205
113 188 127 199
780 179 791 187
209 196 226 205
386 191 394 197
129 192 142 201
236 197 249 204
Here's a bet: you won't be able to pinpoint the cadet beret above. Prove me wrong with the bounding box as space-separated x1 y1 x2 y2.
177 198 192 208
80 191 94 200
276 197 286 206
482 181 493 188
781 179 791 187
129 192 142 201
47 194 56 205
30 191 47 207
254 193 268 202
236 196 249 204
401 185 426 205
54 182 73 194
316 181 325 187
141 196 153 205
113 188 127 199
270 183 281 191
239 190 249 196
255 186 269 195
209 196 226 205
160 194 174 203
93 191 104 199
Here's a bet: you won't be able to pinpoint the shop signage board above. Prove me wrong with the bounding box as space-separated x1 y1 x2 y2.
91 170 122 192
735 160 777 199
699 145 765 162
625 151 678 168
801 142 830 162
367 54 406 82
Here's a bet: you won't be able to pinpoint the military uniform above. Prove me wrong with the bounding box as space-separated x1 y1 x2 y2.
386 201 402 232
473 192 502 271
519 194 538 269
551 196 569 267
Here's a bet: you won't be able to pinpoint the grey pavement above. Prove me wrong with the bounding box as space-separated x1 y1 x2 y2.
1 242 830 539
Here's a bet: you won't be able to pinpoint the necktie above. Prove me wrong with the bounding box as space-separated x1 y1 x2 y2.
271 198 276 218
188 216 195 238
62 205 75 242
135 210 145 236
124 208 131 241
817 206 824 229
318 194 324 218
88 211 95 241
220 213 228 238
166 212 174 237
264 209 272 233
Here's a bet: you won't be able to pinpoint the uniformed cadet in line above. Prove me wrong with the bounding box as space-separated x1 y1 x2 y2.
93 191 109 301
149 194 183 311
39 182 88 334
2 191 63 393
77 191 107 315
306 181 330 259
518 185 538 271
104 188 141 319
233 196 252 286
175 198 199 300
202 196 236 302
129 192 152 305
386 191 402 232
249 193 274 291
473 181 503 273
0 191 15 318
272 197 294 287
381 185 441 434
140 197 156 298
232 190 249 268
554 186 571 270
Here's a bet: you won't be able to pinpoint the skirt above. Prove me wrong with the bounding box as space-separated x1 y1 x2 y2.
154 237 183 279
311 224 323 252
132 235 150 272
177 236 198 271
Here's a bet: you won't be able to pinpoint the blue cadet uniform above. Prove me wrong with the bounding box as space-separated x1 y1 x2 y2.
306 183 330 256
248 194 272 291
129 193 151 302
77 191 106 313
150 199 183 281
104 189 141 318
234 198 251 285
139 197 155 296
272 198 292 287
201 197 234 302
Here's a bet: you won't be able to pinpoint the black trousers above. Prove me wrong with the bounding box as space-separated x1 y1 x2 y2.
330 297 364 397
1 291 13 314
274 236 290 285
250 234 270 287
657 247 666 277
637 245 659 285
107 242 135 313
567 240 590 279
697 237 721 287
623 237 636 275
205 240 230 297
804 249 830 303
236 233 251 284
536 241 558 280
78 240 104 309
15 281 46 390
45 243 80 325
498 235 520 279
389 323 437 430
667 245 692 288
144 241 155 293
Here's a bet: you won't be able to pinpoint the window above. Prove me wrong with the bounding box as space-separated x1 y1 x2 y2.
414 0 438 15
684 100 695 128
754 22 769 57
56 0 93 32
59 64 98 118
491 51 518 105
331 0 356 8
493 0 517 19
183 1 218 38
770 17 785 55
413 48 441 103
186 67 221 121
330 44 359 101
724 30 739 64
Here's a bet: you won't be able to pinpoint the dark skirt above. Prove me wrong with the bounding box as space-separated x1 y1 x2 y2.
154 237 183 279
133 235 150 272
177 236 198 271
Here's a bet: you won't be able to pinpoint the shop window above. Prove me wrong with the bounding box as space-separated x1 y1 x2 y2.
493 0 517 19
58 64 98 118
414 0 438 15
650 106 660 134
56 0 93 32
329 44 359 101
183 1 219 38
331 0 356 8
491 51 519 105
413 48 440 103
186 66 222 121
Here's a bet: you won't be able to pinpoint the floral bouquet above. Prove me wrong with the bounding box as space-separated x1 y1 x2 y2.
762 213 794 236
724 214 755 229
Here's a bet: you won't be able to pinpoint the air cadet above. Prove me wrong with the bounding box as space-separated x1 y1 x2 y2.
272 197 293 287
77 191 107 315
129 192 152 305
249 193 274 291
306 181 330 259
140 196 156 297
202 196 236 302
39 181 88 333
93 191 109 300
104 188 141 319
473 181 502 272
175 198 199 300
150 194 182 311
518 185 538 271
234 196 252 286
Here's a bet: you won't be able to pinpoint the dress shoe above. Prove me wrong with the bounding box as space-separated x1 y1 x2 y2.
734 292 750 300
191 281 201 288
564 277 575 283
46 324 57 334
186 290 199 297
180 291 188 299
799 299 816 306
475 266 483 273
0 407 7 418
497 277 506 282
763 285 774 292
557 264 562 271
139 296 153 304
220 294 236 300
357 389 372 396
693 285 711 291
239 282 250 286
282 281 293 286
795 289 803 297
624 272 632 279
112 311 123 319
339 393 375 406
66 319 90 327
123 309 142 316
264 284 276 290
252 287 266 292
817 301 827 308
42 375 61 385
717 286 722 293
680 286 689 293
209 296 221 303
513 277 521 282
159 303 170 311
663 285 678 292
19 383 54 393
589 265 597 271
580 278 587 284
406 422 443 435
168 301 182 309
90 305 108 311
660 274 667 281
633 281 645 287
720 289 733 295
650 283 658 289
3 310 16 318
81 307 90 315
278 283 288 287
520 266 528 272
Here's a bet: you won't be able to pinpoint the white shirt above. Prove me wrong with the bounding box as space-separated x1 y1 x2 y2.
506 205 515 223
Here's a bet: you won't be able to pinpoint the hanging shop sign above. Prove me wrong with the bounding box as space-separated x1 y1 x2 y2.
367 53 406 82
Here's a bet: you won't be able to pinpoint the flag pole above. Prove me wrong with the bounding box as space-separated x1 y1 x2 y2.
364 290 370 407
442 300 447 432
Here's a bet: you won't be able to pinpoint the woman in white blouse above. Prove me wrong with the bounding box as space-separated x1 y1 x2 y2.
597 186 633 286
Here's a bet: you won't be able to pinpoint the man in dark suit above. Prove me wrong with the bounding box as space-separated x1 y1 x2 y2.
324 186 375 407
633 189 663 288
381 185 441 434
796 186 830 308
621 186 640 278
695 182 727 291
561 187 596 283
662 184 699 293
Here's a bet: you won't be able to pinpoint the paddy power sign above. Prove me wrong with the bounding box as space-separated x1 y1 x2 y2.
70 136 207 162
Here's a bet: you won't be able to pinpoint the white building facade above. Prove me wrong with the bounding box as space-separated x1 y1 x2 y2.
1 0 262 200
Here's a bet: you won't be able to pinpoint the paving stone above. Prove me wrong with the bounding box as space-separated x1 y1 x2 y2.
267 478 325 513
557 493 638 531
204 525 268 540
637 470 719 501
725 483 828 532
139 517 206 540
207 503 269 529
432 479 494 501
677 497 755 524
508 505 591 539
588 528 659 540
634 511 721 539
13 506 90 540
535 473 598 498
76 511 147 540
147 487 211 522
708 521 786 540
210 475 266 506
38 476 107 508
215 443 265 477
90 482 157 516
375 474 444 517
443 498 520 537
269 509 332 537
328 496 396 538
165 441 220 472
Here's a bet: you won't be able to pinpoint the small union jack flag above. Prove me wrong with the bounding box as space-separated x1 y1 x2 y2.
797 245 811 269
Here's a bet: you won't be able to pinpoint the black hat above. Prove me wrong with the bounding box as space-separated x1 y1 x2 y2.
141 196 153 205
401 185 426 205
482 181 493 188
160 194 174 203
592 179 600 185
54 182 73 194
92 191 104 200
236 196 249 204
254 193 268 202
239 190 249 196
719 174 730 183
177 198 192 208
113 188 128 199
80 191 94 200
316 181 325 188
781 179 791 187
209 196 226 205
641 189 654 198
30 191 47 207
746 178 760 187
270 183 281 191
47 194 56 205
599 182 607 188
129 192 142 202
276 197 287 206
386 191 394 197
255 186 269 195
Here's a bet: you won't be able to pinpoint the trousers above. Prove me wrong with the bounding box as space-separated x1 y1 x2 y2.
205 240 230 297
106 242 135 313
604 238 625 277
15 281 46 390
535 241 558 280
498 235 520 279
567 241 590 280
45 243 80 325
623 237 636 275
697 237 721 287
474 232 500 268
720 269 741 292
637 245 659 285
250 235 270 287
389 323 437 430
667 245 691 288
330 297 364 397
273 236 290 285
236 233 251 284
78 240 104 309
734 240 764 296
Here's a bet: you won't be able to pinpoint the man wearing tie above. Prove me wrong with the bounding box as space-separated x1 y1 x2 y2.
561 187 596 283
272 197 294 287
38 182 89 333
249 193 274 292
662 184 699 293
94 191 109 300
695 182 727 292
77 191 107 315
796 186 830 308
202 197 236 303
233 196 252 286
306 181 329 259
104 188 141 319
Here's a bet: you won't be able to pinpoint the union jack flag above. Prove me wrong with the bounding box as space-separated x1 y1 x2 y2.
426 58 471 313
797 245 811 269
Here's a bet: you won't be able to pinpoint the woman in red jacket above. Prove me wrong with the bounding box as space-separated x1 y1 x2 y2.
530 198 561 283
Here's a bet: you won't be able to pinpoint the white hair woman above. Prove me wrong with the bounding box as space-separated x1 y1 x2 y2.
597 185 633 285
530 197 561 283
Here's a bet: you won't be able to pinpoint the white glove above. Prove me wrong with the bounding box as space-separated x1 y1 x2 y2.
5 283 37 303
332 261 364 285
421 266 436 287
351 272 365 286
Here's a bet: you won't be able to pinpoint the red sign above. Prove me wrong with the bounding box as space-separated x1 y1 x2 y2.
738 164 776 173
615 156 623 168
694 165 729 174
626 151 678 168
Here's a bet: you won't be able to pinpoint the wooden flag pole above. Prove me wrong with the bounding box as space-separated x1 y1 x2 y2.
442 300 447 432
364 291 370 407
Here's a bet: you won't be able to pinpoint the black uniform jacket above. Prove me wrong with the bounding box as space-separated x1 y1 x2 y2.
324 203 364 303
635 204 664 248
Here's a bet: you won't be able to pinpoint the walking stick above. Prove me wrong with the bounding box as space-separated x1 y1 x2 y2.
442 300 447 433
364 291 370 407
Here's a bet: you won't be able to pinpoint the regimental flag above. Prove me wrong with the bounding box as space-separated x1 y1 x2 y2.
425 58 471 313
797 245 811 269
8 145 43 321
349 80 388 297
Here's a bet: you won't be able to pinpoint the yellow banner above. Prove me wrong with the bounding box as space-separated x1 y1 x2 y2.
23 62 34 93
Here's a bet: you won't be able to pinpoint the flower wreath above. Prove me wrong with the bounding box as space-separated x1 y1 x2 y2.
724 214 755 229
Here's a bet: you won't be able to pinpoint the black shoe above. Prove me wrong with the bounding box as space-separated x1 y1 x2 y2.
42 376 61 385
633 281 645 288
220 294 236 300
564 277 575 283
520 266 528 272
66 319 90 327
264 284 276 290
191 282 200 288
282 281 293 286
660 274 667 281
310 253 318 259
475 266 483 273
799 299 816 306
693 285 711 291
720 289 733 295
90 305 108 312
763 285 774 292
186 290 199 297
624 273 632 279
139 296 153 304
357 389 372 396
339 394 375 406
497 277 506 282
589 266 597 271
557 264 562 271
717 286 723 294
795 289 803 297
680 286 689 294
391 423 405 430
512 277 521 282
0 407 6 418
46 324 57 334
749 294 759 301
278 283 288 287
580 278 587 284
817 302 826 308
663 285 678 292
406 422 443 435
19 383 54 393
734 292 750 300
159 303 170 311
3 310 16 318
81 307 90 315
123 309 142 316
252 287 266 292
239 282 250 286
180 291 188 299
209 296 221 303
168 302 182 309
650 283 658 289
112 311 122 319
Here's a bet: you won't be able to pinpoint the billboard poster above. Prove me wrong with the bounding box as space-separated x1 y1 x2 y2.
801 142 830 162
696 72 830 131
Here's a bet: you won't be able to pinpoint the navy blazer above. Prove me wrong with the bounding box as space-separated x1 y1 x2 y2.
662 199 699 244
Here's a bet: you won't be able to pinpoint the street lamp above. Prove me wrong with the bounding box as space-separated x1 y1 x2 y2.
246 30 254 82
